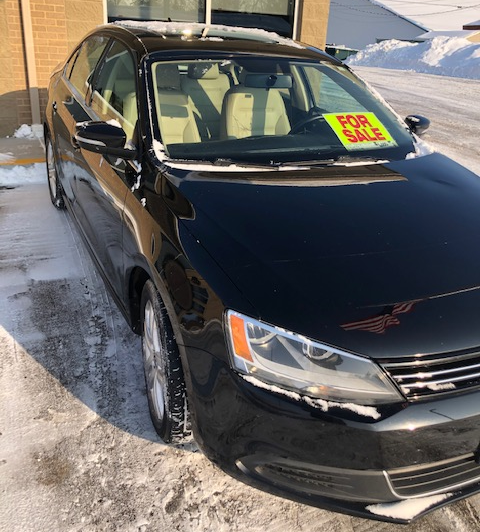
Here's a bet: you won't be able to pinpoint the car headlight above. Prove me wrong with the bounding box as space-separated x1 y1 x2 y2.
225 310 403 405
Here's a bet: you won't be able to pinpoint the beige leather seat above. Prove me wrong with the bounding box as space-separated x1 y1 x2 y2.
153 63 200 146
181 62 231 140
220 73 291 140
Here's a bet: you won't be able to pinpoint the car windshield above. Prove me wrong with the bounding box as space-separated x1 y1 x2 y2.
148 56 415 165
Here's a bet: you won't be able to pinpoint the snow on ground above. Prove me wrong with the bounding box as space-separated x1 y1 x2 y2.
0 162 45 185
347 36 480 80
355 67 479 175
0 70 479 531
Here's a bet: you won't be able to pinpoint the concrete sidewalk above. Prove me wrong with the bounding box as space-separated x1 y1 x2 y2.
0 136 45 166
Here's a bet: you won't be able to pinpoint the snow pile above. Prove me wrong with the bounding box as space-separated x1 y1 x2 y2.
0 163 45 186
14 124 36 139
13 123 43 139
347 37 480 79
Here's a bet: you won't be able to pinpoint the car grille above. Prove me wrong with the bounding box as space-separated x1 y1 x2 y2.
260 462 354 491
380 348 480 401
237 456 391 502
387 454 480 498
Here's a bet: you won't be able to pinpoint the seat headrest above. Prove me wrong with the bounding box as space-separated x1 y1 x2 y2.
155 64 181 90
188 63 220 80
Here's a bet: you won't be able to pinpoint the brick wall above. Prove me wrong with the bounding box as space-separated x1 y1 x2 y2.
298 0 331 50
0 0 103 136
1 1 26 135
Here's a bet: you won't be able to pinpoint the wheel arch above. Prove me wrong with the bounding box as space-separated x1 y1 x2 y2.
127 265 181 341
128 266 150 334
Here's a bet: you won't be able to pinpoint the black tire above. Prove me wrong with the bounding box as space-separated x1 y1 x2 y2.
140 280 190 443
46 134 65 210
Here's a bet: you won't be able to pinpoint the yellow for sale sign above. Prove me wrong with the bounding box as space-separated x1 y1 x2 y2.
323 112 398 151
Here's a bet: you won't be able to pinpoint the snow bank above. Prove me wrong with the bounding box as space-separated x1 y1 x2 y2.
0 163 45 186
347 37 480 80
13 123 43 139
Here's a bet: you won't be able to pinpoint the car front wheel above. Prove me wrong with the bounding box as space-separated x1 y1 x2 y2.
141 280 190 443
46 134 65 209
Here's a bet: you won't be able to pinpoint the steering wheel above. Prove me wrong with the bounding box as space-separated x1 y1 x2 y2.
289 107 326 135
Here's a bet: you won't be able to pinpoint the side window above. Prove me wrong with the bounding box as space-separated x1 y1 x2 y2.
90 41 138 142
64 49 79 80
69 35 109 100
302 66 367 113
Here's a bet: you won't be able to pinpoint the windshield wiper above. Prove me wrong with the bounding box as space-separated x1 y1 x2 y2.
285 156 390 167
282 158 336 167
213 158 282 169
334 155 390 165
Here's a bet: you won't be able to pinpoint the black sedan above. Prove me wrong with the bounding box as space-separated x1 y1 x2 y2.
44 21 480 523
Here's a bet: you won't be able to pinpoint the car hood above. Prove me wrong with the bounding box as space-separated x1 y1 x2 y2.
172 153 480 358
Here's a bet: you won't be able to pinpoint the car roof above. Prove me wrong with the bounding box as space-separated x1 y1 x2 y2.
91 21 336 63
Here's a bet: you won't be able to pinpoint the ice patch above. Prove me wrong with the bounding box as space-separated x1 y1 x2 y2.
242 375 381 420
366 493 452 520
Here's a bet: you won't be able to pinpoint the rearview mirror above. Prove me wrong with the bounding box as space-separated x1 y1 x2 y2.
75 121 137 160
405 115 430 136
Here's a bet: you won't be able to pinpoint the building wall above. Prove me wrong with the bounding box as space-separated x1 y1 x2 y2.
298 0 330 49
327 0 426 50
1 1 27 136
0 0 104 136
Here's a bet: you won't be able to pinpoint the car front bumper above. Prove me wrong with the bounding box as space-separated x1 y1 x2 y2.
184 345 480 523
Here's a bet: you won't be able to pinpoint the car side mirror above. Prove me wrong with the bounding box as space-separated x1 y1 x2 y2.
405 115 430 136
75 121 137 160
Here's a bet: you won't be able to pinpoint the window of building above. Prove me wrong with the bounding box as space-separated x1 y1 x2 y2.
107 0 205 24
211 0 295 36
107 0 296 37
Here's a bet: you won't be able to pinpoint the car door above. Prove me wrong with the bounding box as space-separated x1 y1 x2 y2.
52 34 109 204
74 39 140 301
